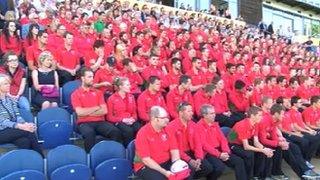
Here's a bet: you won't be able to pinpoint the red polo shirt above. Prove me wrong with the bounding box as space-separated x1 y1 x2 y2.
193 89 211 116
231 118 257 145
302 106 319 126
196 119 230 159
0 66 25 96
166 118 199 162
26 43 54 67
297 85 311 100
71 87 106 124
84 51 106 69
93 68 116 93
0 35 22 56
289 108 306 129
56 46 80 69
166 70 182 87
137 89 167 122
281 111 294 132
166 87 194 119
211 90 229 114
250 88 263 106
120 70 143 94
134 123 177 172
186 69 207 86
141 66 168 88
257 112 279 148
107 92 137 123
229 90 250 112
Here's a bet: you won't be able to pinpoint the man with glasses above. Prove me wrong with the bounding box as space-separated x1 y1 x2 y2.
135 106 190 180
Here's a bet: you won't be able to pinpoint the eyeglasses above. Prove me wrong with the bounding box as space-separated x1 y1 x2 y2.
7 58 18 62
156 116 169 120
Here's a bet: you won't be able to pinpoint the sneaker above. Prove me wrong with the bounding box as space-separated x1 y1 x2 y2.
306 161 315 169
251 177 262 180
271 174 289 180
264 177 274 180
302 170 320 179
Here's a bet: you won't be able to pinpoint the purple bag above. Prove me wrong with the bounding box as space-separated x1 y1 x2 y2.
40 86 59 98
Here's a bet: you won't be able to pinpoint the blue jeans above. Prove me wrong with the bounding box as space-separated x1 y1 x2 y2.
18 96 31 112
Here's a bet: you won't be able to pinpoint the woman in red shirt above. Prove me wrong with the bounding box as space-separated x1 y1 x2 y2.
0 21 22 56
23 23 39 52
107 77 142 146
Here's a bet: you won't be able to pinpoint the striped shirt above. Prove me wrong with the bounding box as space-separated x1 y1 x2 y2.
0 96 25 131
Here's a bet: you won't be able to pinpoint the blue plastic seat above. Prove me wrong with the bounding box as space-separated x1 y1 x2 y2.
0 149 44 178
37 107 71 127
220 127 231 138
0 170 45 180
126 140 135 164
95 158 132 180
47 145 87 176
19 108 34 123
89 141 126 171
51 164 91 180
38 121 72 149
62 80 81 112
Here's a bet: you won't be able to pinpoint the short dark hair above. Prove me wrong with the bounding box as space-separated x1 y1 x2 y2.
270 104 285 115
203 84 216 93
80 67 93 77
179 75 191 85
37 29 48 38
122 58 132 66
226 63 235 69
171 58 181 65
177 101 191 112
247 106 262 117
291 96 300 106
212 76 222 85
148 76 160 84
277 76 286 84
234 80 246 90
93 40 104 49
310 95 320 105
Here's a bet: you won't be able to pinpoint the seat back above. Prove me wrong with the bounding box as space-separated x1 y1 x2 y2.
37 107 71 127
0 149 44 178
89 141 126 170
220 127 231 138
47 145 87 176
51 164 91 180
0 170 46 180
95 158 132 180
38 121 72 149
126 140 135 164
62 80 81 111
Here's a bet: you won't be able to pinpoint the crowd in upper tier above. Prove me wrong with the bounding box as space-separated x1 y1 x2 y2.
1 0 320 179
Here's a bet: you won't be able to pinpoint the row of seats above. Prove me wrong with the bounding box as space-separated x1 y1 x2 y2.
0 141 135 180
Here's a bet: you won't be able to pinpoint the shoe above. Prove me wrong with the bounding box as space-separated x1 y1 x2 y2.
306 161 315 169
264 177 273 180
271 174 289 180
251 177 262 180
302 170 320 179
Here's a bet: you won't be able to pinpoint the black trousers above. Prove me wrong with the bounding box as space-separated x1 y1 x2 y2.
136 161 171 180
206 153 247 180
57 69 75 86
185 151 213 179
115 121 142 147
283 142 310 177
254 146 282 178
284 133 320 161
215 112 245 128
0 128 43 156
77 121 123 152
230 144 254 179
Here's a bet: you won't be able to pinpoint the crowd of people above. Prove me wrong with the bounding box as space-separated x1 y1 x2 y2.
1 0 320 179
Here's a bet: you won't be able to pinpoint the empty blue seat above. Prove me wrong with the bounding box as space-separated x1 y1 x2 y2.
38 121 72 149
0 170 45 180
90 141 126 171
51 164 91 180
62 80 81 112
47 145 87 176
37 107 71 127
0 149 43 178
95 158 132 180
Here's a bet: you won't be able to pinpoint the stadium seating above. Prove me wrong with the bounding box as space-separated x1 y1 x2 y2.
61 80 81 112
0 149 43 178
0 170 46 180
126 140 135 165
36 107 71 127
89 141 126 171
95 158 133 180
51 164 91 180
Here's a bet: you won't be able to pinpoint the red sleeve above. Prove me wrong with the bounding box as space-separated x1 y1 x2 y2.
141 68 150 81
26 46 34 62
97 91 105 106
166 124 191 162
71 90 81 109
257 123 278 148
229 92 249 112
194 125 205 159
136 129 151 158
106 96 121 123
129 95 138 120
137 93 149 122
193 92 203 117
166 91 178 119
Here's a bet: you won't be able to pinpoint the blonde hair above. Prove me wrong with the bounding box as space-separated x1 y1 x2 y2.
0 74 11 85
4 11 15 21
38 51 53 65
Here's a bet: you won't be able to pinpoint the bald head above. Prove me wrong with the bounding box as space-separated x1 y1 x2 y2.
149 106 168 120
